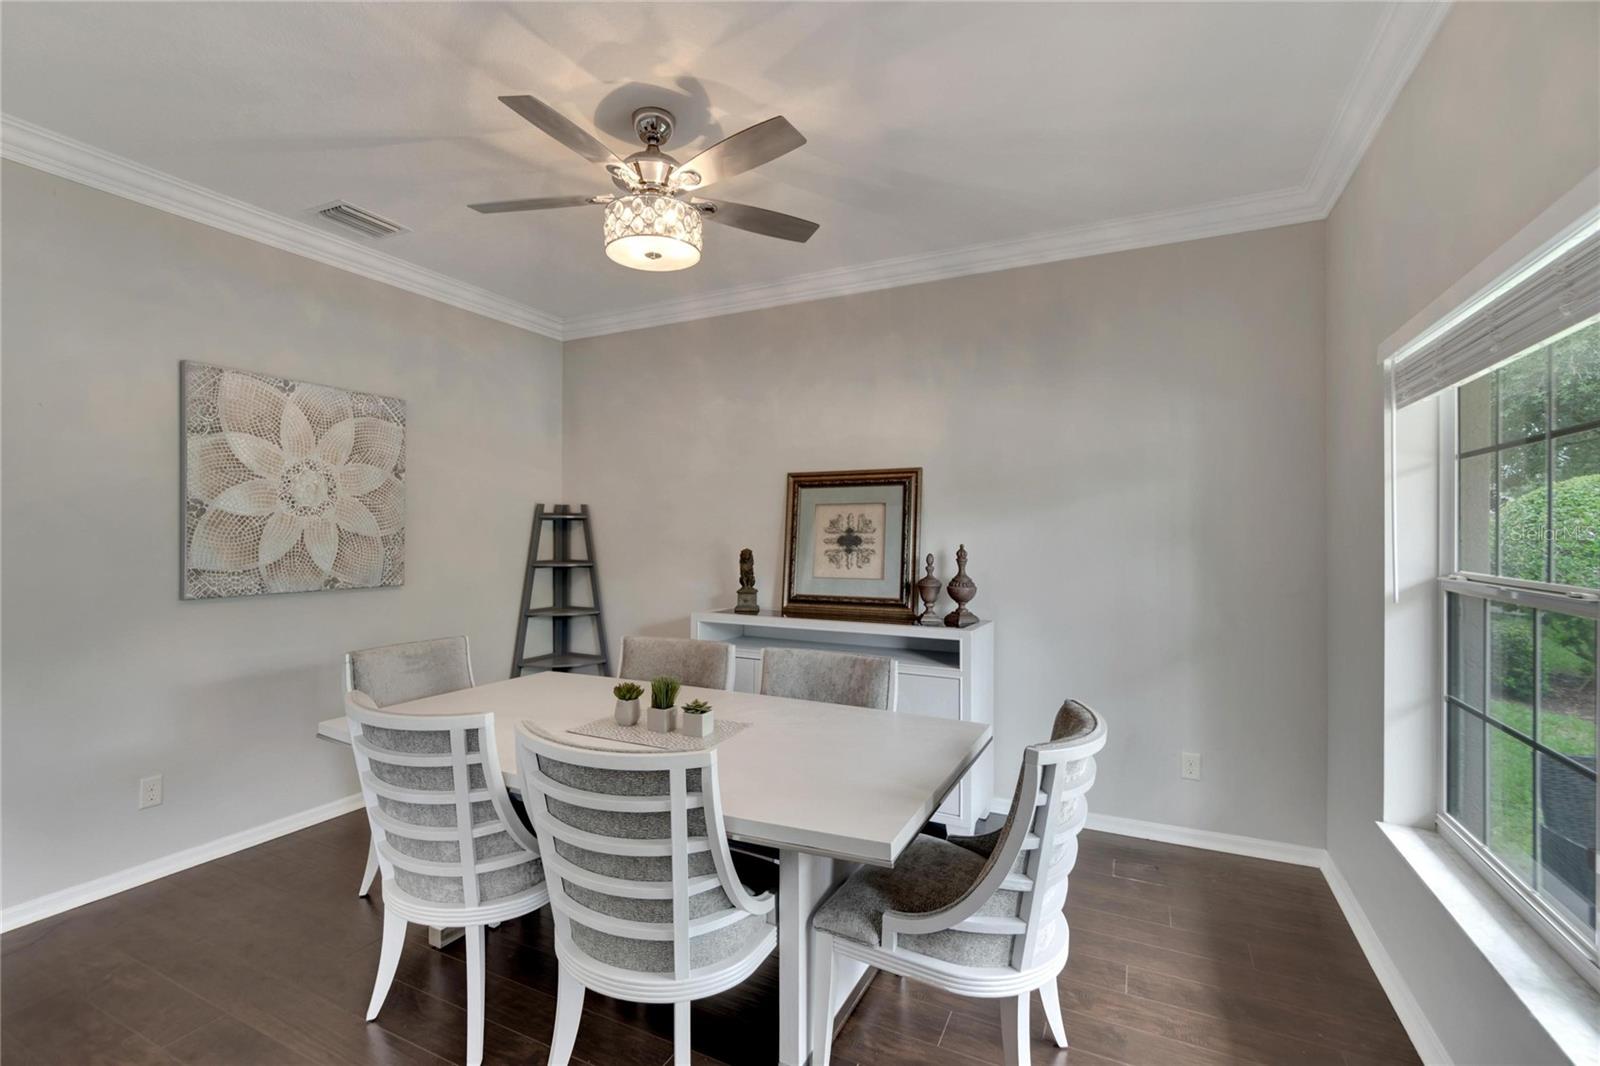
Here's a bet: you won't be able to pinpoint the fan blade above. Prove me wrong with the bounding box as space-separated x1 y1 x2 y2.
693 198 818 243
498 95 622 167
468 194 611 214
671 117 805 190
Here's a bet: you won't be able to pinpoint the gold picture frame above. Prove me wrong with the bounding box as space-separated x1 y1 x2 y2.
780 467 921 624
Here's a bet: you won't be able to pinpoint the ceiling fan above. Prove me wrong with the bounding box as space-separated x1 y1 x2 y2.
470 95 819 272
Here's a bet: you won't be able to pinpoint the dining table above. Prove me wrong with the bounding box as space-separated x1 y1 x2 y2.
317 667 991 1066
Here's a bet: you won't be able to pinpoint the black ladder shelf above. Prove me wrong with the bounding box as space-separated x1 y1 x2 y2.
511 504 612 678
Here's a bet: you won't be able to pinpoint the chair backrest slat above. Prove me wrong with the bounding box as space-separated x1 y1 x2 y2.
353 732 487 768
669 769 692 976
516 727 772 981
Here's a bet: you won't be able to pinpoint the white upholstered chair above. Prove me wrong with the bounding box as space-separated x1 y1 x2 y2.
346 636 478 897
758 646 897 710
514 725 775 1066
346 692 549 1066
618 635 736 690
809 700 1106 1066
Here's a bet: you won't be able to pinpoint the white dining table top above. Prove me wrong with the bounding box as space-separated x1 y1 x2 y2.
317 669 991 867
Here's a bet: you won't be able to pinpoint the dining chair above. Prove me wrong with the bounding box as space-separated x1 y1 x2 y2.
617 635 736 690
733 647 899 877
346 635 477 897
808 699 1106 1066
346 692 549 1066
757 646 897 710
514 725 776 1066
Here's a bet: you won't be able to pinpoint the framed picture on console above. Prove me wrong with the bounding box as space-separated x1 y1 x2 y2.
780 467 921 623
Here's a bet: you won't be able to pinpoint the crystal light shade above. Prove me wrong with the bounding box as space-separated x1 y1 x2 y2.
603 194 703 271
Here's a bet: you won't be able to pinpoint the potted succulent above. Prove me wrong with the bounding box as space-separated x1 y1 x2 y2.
680 698 715 738
613 681 644 726
647 676 681 733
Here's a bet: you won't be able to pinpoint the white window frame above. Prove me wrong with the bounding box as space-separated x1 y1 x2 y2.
1434 368 1600 993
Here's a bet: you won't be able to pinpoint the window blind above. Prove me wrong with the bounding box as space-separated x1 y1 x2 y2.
1392 228 1600 408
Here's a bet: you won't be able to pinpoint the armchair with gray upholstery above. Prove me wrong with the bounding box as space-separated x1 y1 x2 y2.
808 699 1106 1066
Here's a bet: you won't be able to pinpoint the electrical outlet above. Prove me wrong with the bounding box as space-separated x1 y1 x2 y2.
138 774 163 809
1180 752 1201 781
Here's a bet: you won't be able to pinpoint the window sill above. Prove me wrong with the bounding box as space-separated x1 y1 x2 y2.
1379 822 1600 1066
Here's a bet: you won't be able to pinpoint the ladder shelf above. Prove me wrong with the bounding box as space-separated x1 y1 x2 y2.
510 504 612 678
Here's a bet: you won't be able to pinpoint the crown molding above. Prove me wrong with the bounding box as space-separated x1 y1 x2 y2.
561 184 1321 340
1 3 1447 343
0 115 564 340
1303 0 1451 217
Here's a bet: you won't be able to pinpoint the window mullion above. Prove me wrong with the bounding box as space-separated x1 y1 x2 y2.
1482 596 1492 841
1532 609 1543 893
1546 345 1555 584
1494 373 1502 575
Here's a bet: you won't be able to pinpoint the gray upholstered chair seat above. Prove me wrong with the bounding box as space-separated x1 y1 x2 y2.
812 835 1022 967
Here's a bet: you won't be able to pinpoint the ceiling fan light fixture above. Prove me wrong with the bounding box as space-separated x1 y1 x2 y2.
603 193 702 271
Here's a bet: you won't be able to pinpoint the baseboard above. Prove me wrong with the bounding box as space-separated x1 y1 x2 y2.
1008 801 1448 1063
1320 854 1452 1064
1065 807 1328 868
0 792 363 933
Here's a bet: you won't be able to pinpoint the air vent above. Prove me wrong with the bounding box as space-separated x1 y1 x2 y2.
313 201 408 239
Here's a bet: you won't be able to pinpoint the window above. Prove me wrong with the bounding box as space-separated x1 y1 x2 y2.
1442 317 1600 976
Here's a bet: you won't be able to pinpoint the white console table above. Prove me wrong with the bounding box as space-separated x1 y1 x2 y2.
690 609 994 833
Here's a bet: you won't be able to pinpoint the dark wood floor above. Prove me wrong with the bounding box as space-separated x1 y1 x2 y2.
0 812 1418 1065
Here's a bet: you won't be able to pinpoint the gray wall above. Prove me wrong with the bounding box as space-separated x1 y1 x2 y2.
564 222 1329 847
1324 4 1599 1062
0 162 563 907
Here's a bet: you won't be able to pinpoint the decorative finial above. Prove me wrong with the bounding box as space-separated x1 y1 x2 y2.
943 544 979 628
916 552 942 626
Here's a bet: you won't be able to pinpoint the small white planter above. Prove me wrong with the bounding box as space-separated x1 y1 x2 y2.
647 704 678 733
614 698 641 727
680 711 714 739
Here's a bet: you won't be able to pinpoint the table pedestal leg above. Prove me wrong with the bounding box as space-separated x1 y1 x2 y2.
777 850 866 1066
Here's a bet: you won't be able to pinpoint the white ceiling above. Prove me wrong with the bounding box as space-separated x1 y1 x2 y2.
0 2 1442 338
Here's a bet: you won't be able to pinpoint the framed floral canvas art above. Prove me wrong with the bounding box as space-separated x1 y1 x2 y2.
181 362 405 599
780 467 921 623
